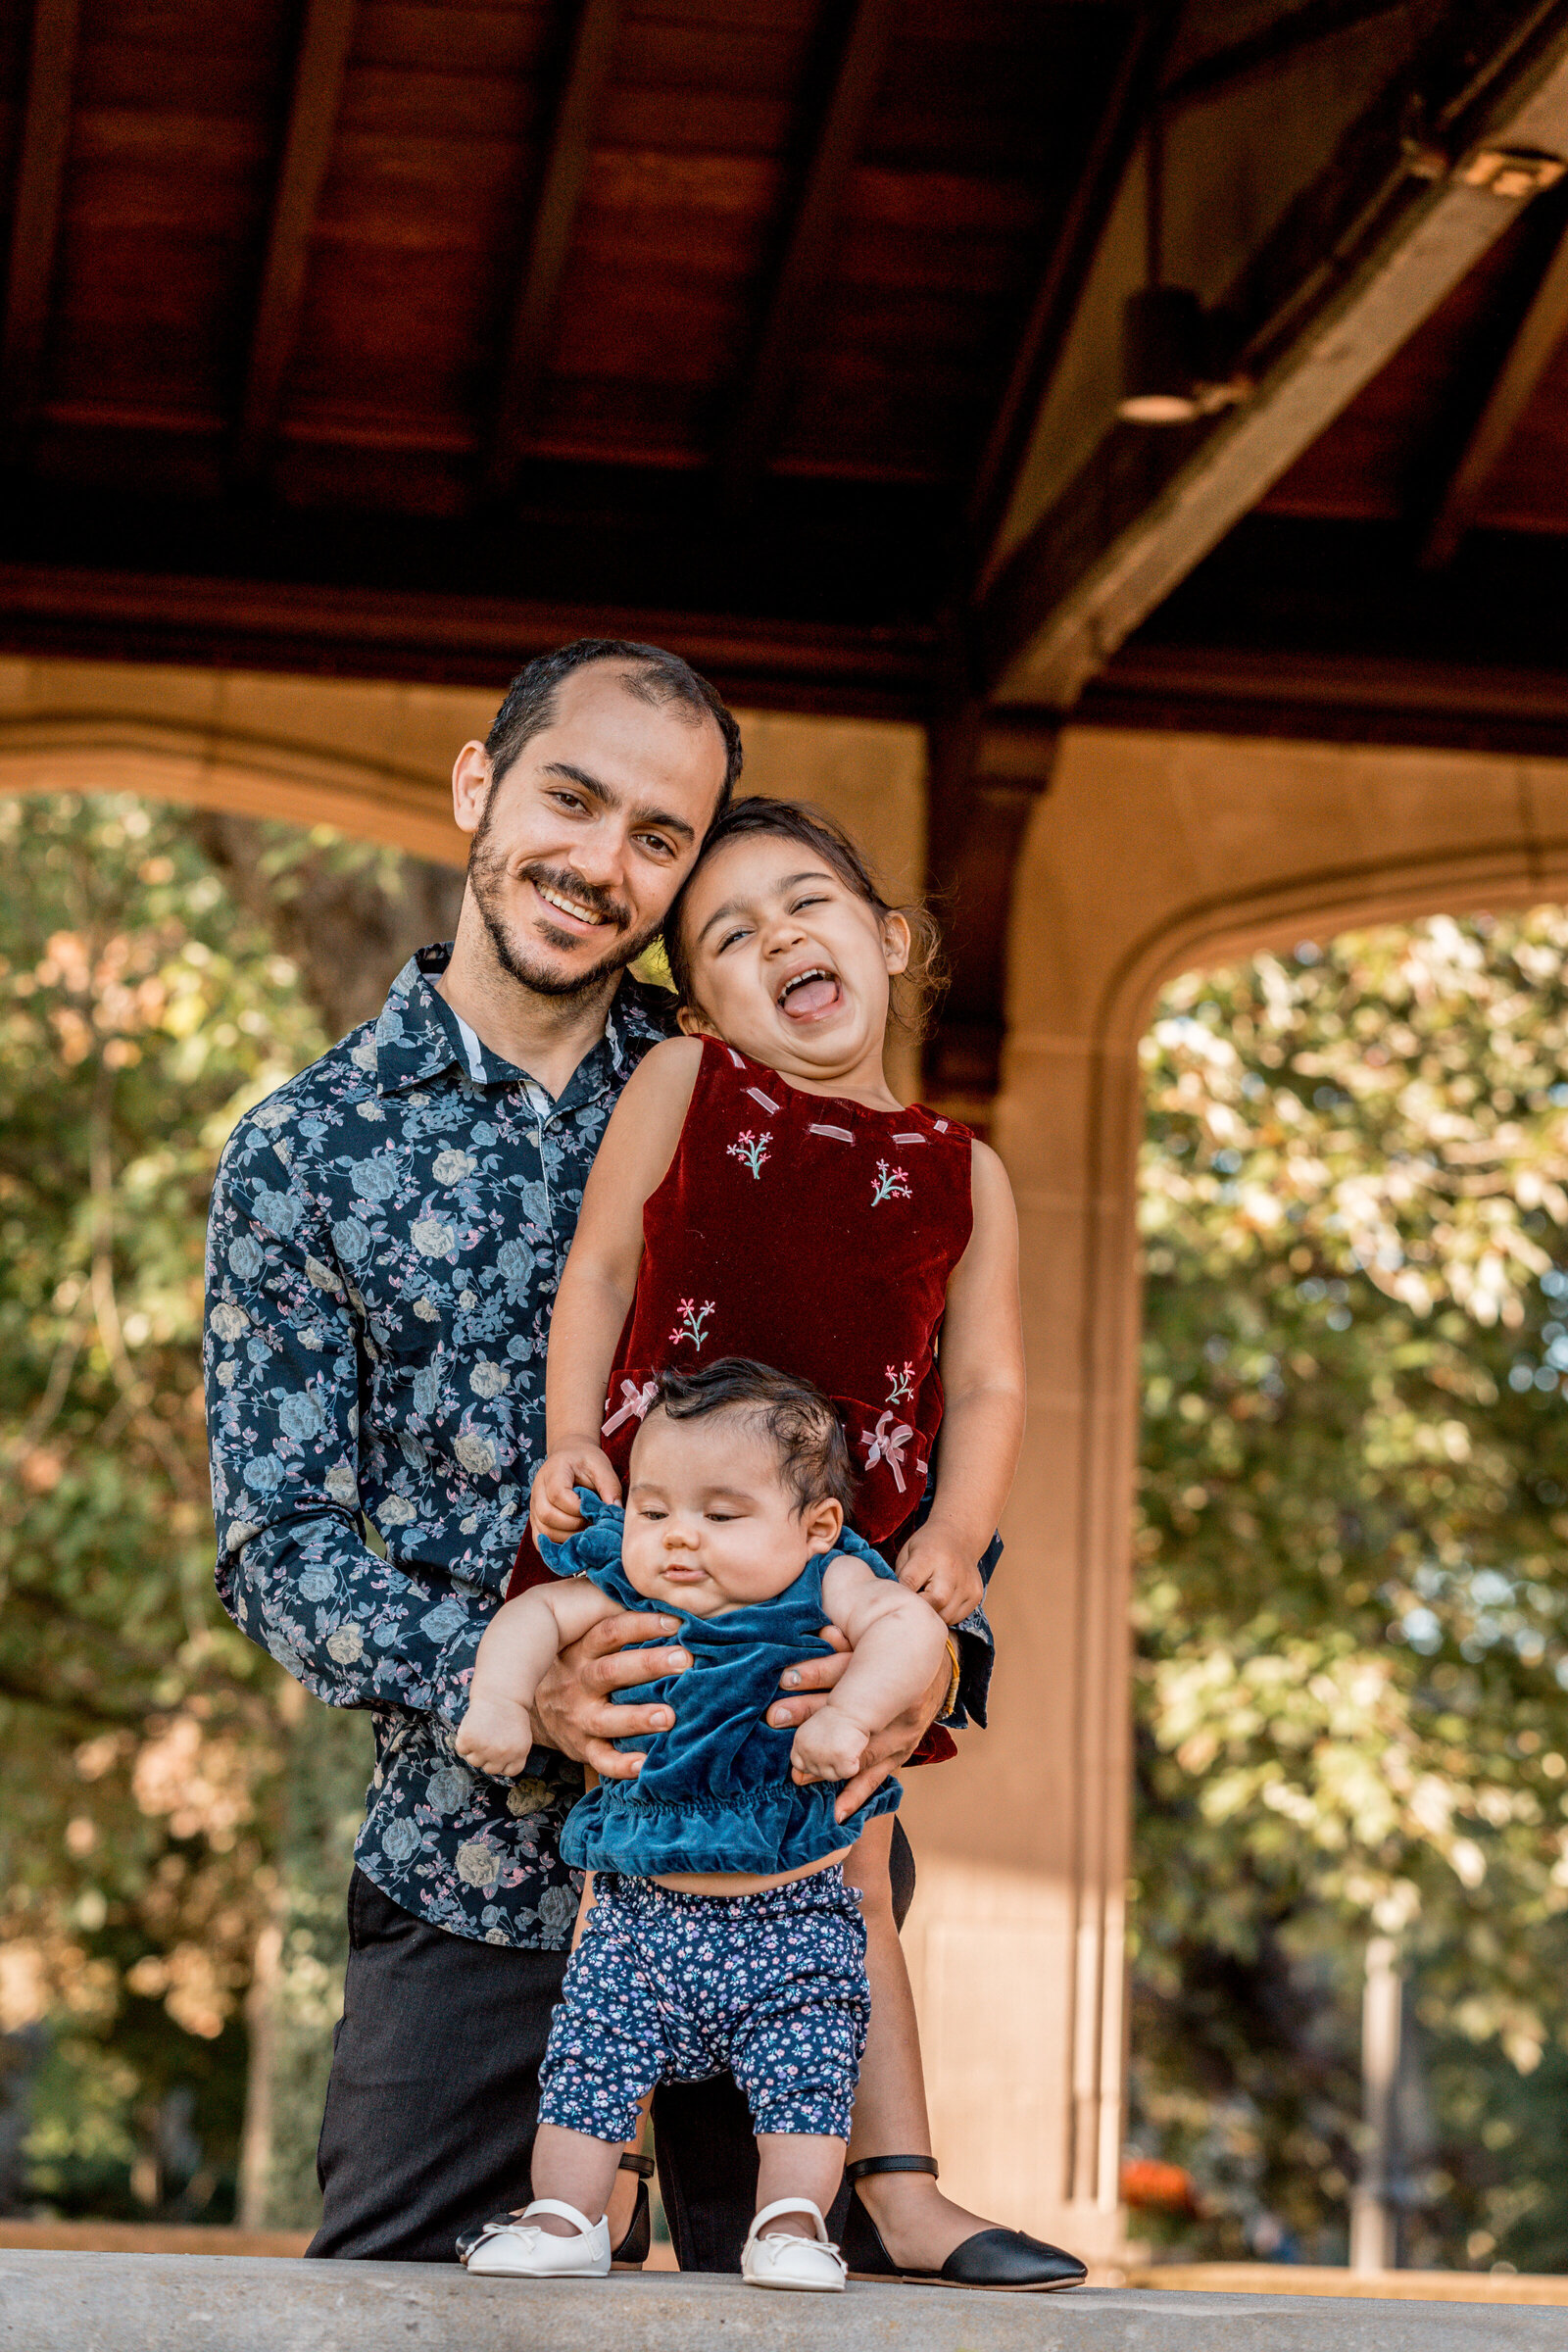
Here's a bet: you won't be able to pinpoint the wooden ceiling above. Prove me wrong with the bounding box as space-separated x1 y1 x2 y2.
12 2 1568 1095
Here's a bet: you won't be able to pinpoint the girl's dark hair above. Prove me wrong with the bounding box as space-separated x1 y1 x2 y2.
645 1357 858 1517
661 796 947 1038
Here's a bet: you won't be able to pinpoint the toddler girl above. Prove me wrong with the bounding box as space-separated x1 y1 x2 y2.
459 1359 948 2288
520 797 1083 2290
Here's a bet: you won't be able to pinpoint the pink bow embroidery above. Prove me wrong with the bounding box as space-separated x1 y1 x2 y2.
860 1408 915 1494
603 1378 657 1437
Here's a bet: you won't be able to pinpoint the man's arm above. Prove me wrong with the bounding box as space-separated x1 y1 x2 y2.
206 1130 491 1730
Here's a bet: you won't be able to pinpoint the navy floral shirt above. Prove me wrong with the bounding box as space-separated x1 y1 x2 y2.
205 947 672 1947
206 944 993 1950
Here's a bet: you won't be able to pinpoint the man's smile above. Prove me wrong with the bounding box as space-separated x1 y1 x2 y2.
526 873 622 935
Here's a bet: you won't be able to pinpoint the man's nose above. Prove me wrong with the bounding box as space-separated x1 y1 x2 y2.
564 821 626 890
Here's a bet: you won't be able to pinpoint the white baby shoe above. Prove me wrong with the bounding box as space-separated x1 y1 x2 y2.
742 2199 848 2292
463 2198 612 2278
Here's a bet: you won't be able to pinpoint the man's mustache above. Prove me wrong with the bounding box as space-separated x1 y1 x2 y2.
514 863 631 934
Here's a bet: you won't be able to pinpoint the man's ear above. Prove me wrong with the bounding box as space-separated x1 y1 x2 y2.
881 911 911 977
804 1497 845 1554
452 741 494 838
677 1003 718 1038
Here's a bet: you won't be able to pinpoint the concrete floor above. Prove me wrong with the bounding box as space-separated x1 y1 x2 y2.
1 2252 1564 2351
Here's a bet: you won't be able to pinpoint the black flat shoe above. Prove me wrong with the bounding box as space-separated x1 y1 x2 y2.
841 2155 1087 2293
457 2150 654 2270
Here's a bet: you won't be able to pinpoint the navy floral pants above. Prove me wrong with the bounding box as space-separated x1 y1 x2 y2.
538 1866 870 2142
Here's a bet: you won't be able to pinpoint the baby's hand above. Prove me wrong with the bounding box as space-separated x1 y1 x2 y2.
530 1445 621 1543
789 1705 870 1788
893 1528 983 1626
456 1692 537 1779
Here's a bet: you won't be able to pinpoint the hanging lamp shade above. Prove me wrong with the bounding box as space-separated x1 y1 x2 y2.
1117 286 1204 423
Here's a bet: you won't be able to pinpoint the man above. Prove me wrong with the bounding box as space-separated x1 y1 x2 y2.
204 641 971 2268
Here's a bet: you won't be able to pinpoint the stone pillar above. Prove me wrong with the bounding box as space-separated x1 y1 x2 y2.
898 852 1143 2264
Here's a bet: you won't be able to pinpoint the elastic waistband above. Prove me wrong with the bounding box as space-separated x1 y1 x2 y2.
594 1865 853 1919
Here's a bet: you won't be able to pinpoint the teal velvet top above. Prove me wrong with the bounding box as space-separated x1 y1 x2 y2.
541 1492 904 1878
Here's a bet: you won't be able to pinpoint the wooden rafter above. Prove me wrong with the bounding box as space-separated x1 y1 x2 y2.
968 0 1185 580
1 0 81 438
483 0 623 503
1422 213 1568 564
234 0 358 484
981 1 1568 708
718 0 898 514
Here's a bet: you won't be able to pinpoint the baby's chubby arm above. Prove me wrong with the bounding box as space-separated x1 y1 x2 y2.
789 1557 949 1817
456 1578 619 1778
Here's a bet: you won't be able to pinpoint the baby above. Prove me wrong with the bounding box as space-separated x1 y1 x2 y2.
455 1357 949 2292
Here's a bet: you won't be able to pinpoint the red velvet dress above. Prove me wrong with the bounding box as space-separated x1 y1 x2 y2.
597 1037 973 1549
511 1037 975 1618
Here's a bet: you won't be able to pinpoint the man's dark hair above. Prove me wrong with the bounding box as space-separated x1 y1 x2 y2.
484 639 743 815
645 1357 857 1518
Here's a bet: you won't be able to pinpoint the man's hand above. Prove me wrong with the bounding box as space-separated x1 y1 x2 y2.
456 1692 538 1780
766 1630 951 1820
894 1526 984 1626
531 1443 621 1543
529 1607 689 1781
789 1704 870 1788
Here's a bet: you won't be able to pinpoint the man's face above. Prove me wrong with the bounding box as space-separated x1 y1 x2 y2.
458 662 728 999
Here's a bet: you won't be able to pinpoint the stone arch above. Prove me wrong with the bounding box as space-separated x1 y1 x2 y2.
0 714 466 866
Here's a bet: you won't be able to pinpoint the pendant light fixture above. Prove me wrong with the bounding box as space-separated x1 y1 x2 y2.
1117 107 1246 425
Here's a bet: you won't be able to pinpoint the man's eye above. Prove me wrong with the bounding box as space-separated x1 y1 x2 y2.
550 790 586 813
635 833 676 859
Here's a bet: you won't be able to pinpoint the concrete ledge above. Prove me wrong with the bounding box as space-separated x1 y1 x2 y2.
1 2252 1565 2351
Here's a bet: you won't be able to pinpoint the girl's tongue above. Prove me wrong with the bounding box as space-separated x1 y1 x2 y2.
782 976 840 1018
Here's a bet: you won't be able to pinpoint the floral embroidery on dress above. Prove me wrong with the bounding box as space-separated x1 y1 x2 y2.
885 1360 914 1408
727 1128 772 1179
669 1297 715 1349
871 1159 911 1205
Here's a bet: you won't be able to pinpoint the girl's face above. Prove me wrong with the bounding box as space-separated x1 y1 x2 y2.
674 833 909 1093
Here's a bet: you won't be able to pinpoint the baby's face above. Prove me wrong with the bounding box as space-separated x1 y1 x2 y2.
621 1407 841 1617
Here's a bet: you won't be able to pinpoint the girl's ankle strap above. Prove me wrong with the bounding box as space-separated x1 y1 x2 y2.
845 2154 940 2184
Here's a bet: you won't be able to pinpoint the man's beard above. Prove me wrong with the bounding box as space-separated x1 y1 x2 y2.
466 830 662 1003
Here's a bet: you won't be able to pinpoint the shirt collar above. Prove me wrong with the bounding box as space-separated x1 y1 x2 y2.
371 945 674 1103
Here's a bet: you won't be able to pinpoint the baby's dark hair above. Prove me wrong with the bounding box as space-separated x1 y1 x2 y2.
661 796 947 1038
642 1357 858 1518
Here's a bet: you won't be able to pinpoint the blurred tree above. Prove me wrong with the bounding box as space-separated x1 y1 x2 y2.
1131 911 1568 2270
0 795 460 2229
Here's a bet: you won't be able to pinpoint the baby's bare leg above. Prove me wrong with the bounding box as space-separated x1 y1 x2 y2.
754 2134 848 2237
842 1814 993 2269
528 2124 622 2236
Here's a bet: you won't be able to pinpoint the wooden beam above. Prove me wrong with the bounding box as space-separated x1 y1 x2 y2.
922 709 1059 1118
234 0 357 485
1 0 81 440
967 2 1185 571
0 561 941 716
483 0 623 503
1422 215 1568 565
718 0 898 514
980 1 1568 710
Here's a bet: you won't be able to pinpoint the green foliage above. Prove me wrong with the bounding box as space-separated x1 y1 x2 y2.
0 793 325 2216
1132 912 1568 2268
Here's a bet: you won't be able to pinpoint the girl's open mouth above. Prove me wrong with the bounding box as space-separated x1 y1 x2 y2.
776 966 843 1020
